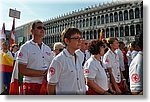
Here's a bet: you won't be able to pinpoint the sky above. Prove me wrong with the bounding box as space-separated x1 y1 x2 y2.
0 0 113 30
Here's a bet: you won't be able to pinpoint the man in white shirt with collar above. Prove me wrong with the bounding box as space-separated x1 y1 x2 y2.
129 34 143 95
17 21 53 95
75 39 90 66
47 28 86 95
103 38 129 94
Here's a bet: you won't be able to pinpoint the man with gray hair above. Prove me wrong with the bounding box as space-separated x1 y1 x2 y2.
53 42 64 56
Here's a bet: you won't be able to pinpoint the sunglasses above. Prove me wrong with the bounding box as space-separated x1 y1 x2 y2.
36 26 46 30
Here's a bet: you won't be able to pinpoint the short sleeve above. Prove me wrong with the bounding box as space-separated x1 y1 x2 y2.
47 59 62 84
84 62 97 79
103 55 111 68
16 44 28 64
129 62 143 92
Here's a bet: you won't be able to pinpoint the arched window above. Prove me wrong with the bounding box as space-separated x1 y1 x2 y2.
90 31 93 39
130 25 135 36
135 24 140 35
114 12 118 22
119 11 123 21
90 18 92 26
110 28 114 37
120 27 124 37
115 27 119 37
76 20 78 28
124 10 128 20
79 20 82 28
106 28 109 38
135 8 140 19
86 18 89 27
129 9 134 19
94 30 97 39
97 16 100 25
110 13 113 22
83 19 85 27
86 31 89 40
125 26 129 36
83 32 85 39
94 17 96 26
105 14 109 23
101 15 104 24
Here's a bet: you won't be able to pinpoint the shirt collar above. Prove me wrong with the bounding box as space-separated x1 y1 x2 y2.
30 39 44 46
63 48 76 58
108 48 117 56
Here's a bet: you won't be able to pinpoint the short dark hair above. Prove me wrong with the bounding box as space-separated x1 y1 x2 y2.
32 20 43 29
107 37 118 48
88 39 104 55
61 28 81 45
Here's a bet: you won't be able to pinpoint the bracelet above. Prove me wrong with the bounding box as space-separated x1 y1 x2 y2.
122 78 126 81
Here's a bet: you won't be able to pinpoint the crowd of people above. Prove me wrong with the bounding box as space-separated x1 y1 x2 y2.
0 20 143 95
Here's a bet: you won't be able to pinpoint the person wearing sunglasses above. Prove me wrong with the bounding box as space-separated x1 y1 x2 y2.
75 39 91 67
47 28 86 95
53 42 64 57
16 20 53 94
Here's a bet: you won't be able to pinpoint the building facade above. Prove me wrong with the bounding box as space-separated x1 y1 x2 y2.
43 0 143 48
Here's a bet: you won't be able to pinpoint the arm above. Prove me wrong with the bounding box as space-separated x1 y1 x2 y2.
47 84 56 95
108 68 122 94
18 63 47 77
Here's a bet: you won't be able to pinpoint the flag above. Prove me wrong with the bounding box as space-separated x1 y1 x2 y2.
100 29 103 41
9 61 20 95
0 52 14 94
0 52 14 72
10 18 15 47
0 23 6 40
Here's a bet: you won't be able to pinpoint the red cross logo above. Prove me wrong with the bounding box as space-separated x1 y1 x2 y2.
105 58 109 63
131 74 140 83
49 67 55 76
18 52 23 58
84 69 89 74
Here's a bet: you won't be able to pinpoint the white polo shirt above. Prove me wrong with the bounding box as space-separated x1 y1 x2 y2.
115 48 125 71
75 49 91 66
47 49 86 95
103 49 121 83
84 55 109 91
129 51 143 92
17 40 53 84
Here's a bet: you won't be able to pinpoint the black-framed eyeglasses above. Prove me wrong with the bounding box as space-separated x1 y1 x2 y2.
36 26 46 30
69 37 82 40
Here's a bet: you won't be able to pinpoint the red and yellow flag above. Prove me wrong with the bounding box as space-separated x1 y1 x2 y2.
0 52 14 72
100 29 103 41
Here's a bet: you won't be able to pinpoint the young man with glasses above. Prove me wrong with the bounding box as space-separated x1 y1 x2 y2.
47 28 86 95
16 20 53 94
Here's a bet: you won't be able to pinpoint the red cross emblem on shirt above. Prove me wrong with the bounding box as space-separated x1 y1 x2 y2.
49 67 55 76
131 73 140 83
84 69 89 74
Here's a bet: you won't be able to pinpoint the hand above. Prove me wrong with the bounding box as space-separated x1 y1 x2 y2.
116 89 122 95
103 91 112 95
42 69 48 76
